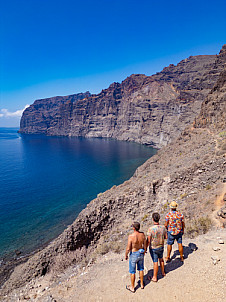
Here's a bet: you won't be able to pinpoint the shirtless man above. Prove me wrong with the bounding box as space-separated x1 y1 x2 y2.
125 222 147 293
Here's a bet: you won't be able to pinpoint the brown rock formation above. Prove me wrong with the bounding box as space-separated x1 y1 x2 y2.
19 50 224 148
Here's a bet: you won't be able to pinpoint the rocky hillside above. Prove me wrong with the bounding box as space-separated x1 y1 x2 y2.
19 50 224 148
1 45 225 296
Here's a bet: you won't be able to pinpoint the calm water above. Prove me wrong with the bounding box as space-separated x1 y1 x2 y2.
0 128 156 259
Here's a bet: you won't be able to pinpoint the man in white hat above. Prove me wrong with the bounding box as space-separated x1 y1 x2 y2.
165 201 185 262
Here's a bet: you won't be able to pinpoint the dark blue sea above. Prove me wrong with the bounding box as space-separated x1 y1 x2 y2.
0 128 156 260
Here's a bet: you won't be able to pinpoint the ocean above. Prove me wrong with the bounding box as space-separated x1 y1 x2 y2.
0 128 156 260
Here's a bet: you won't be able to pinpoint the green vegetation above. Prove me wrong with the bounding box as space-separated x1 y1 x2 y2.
218 131 226 137
180 193 187 199
141 214 149 221
205 184 212 190
162 202 169 210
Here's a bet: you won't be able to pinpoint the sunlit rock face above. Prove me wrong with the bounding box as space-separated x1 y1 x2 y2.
20 49 224 148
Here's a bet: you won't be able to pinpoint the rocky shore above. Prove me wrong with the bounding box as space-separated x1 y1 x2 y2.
1 45 225 299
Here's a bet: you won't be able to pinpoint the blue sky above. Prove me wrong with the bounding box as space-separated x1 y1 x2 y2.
0 0 225 126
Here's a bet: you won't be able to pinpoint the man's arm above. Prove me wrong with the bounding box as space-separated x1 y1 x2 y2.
163 227 168 239
143 233 147 253
125 235 132 260
182 221 185 234
146 235 151 252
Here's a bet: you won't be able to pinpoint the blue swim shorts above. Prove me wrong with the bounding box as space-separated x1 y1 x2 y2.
167 231 183 245
129 250 144 274
149 246 164 263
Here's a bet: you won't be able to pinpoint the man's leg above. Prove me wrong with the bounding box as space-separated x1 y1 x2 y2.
152 262 158 282
159 258 165 276
178 243 184 261
130 274 135 291
166 244 172 261
139 270 144 288
128 254 136 292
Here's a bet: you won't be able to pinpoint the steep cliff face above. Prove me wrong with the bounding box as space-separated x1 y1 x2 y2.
19 50 224 148
19 92 91 134
194 45 226 132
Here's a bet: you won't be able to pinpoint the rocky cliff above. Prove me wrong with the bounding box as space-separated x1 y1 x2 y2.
2 45 225 295
19 92 91 134
19 51 224 148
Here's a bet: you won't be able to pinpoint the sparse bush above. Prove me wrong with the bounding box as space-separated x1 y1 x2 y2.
205 184 212 190
141 214 149 221
51 251 76 275
180 193 187 199
111 241 123 254
162 202 169 210
219 131 226 137
96 243 110 255
186 216 212 238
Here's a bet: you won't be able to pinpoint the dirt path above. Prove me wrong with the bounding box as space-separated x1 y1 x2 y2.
4 228 225 302
60 229 226 302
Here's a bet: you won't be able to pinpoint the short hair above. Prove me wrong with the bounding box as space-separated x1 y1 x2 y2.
132 222 140 231
152 212 160 223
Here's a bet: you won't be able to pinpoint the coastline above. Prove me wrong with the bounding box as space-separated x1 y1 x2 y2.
0 129 157 288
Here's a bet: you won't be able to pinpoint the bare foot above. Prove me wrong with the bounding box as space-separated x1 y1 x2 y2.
180 257 184 262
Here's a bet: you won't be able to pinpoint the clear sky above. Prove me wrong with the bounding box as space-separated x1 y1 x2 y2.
0 0 225 126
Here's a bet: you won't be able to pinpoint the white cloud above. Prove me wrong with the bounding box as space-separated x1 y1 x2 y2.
0 105 30 118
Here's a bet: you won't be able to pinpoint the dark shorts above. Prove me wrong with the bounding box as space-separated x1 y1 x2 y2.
167 231 183 245
129 250 144 274
149 246 164 262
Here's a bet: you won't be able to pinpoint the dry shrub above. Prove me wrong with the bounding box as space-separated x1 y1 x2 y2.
51 251 76 275
111 241 123 254
96 243 110 255
186 216 212 238
96 240 123 255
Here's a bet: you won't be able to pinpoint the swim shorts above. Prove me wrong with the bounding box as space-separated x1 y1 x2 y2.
149 246 164 262
129 250 144 274
167 231 183 245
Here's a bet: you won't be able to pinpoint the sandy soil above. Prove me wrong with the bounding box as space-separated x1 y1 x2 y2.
3 228 225 302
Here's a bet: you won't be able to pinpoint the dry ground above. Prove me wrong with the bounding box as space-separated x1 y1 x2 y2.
3 228 226 302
